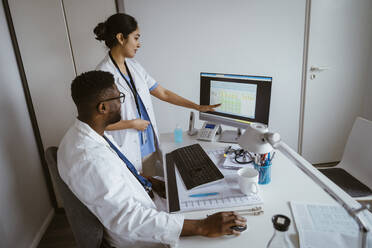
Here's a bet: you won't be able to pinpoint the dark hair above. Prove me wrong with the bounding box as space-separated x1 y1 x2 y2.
71 70 115 109
94 13 138 48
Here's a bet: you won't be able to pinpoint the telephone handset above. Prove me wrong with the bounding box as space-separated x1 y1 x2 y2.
187 111 198 136
197 122 220 141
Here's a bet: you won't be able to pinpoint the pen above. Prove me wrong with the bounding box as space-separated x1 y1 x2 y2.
239 210 264 216
235 206 262 213
264 152 270 166
207 207 264 217
262 153 268 166
189 192 219 198
219 146 231 167
254 154 259 165
269 151 276 162
224 145 232 155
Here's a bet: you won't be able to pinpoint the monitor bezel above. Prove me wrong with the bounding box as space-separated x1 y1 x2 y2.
200 72 272 125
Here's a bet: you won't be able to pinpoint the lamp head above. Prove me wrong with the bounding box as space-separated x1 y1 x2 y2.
238 123 281 154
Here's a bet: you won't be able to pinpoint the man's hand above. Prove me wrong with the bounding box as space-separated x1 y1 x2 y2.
148 177 166 198
131 119 150 131
181 211 247 237
197 103 221 112
200 211 247 237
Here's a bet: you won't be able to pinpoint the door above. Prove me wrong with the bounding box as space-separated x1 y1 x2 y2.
302 0 372 164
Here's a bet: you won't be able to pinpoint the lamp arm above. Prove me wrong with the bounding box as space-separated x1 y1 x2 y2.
276 141 370 248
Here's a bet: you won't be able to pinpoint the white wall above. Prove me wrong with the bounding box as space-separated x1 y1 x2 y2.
362 39 372 121
0 2 52 247
8 0 77 149
124 0 306 149
8 0 115 149
62 0 115 74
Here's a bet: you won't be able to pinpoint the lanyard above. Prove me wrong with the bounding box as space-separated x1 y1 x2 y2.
103 136 152 194
109 52 141 116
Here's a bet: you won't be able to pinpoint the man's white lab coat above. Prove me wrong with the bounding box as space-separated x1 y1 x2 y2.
58 120 184 248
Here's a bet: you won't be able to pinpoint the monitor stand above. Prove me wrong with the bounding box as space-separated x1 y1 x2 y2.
218 128 243 143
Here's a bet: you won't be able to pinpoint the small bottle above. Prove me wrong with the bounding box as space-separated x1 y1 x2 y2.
174 124 183 143
267 215 294 248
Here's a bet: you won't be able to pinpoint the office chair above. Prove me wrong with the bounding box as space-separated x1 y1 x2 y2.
45 146 113 248
318 117 372 198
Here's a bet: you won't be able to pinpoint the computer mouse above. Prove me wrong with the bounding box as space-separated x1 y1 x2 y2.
231 225 247 232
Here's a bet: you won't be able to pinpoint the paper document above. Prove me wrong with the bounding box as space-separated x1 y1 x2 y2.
290 202 372 248
175 149 262 212
209 145 250 170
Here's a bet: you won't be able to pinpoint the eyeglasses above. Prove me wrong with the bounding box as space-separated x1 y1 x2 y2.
98 92 125 105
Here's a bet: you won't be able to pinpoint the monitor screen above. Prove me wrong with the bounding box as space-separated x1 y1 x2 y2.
210 80 257 119
200 72 272 127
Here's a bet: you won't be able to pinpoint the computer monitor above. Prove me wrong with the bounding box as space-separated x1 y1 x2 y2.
199 72 272 143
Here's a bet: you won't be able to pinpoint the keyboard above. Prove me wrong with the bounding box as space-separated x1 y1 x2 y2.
171 144 224 190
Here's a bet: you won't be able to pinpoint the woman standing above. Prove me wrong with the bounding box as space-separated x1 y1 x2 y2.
94 13 219 175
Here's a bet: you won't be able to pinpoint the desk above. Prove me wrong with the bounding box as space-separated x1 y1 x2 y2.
159 132 364 248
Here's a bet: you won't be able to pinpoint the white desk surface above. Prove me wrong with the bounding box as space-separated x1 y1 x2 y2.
159 132 344 248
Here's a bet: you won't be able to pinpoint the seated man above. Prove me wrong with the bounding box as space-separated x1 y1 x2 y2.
58 70 246 248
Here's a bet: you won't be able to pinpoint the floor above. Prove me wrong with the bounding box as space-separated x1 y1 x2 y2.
38 211 77 248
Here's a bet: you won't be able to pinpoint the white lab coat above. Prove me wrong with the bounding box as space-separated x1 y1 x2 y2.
96 54 160 172
57 119 184 248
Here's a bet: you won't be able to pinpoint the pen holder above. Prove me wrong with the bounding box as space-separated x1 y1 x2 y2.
254 161 272 185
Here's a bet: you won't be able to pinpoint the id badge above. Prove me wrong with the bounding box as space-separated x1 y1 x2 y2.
142 130 147 144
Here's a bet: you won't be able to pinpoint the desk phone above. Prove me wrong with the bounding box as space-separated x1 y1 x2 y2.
197 122 220 141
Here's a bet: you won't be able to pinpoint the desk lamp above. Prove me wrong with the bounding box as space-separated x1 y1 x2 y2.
238 122 370 248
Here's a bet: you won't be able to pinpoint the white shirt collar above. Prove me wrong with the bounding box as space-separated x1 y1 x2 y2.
73 118 109 147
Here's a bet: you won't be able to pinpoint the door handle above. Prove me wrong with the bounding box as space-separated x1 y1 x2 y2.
310 66 330 72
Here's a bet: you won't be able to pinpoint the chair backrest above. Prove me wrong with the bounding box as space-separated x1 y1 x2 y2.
45 147 107 248
338 117 372 189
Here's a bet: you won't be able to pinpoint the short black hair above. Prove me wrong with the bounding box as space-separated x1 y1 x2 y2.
94 13 138 49
71 70 115 109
